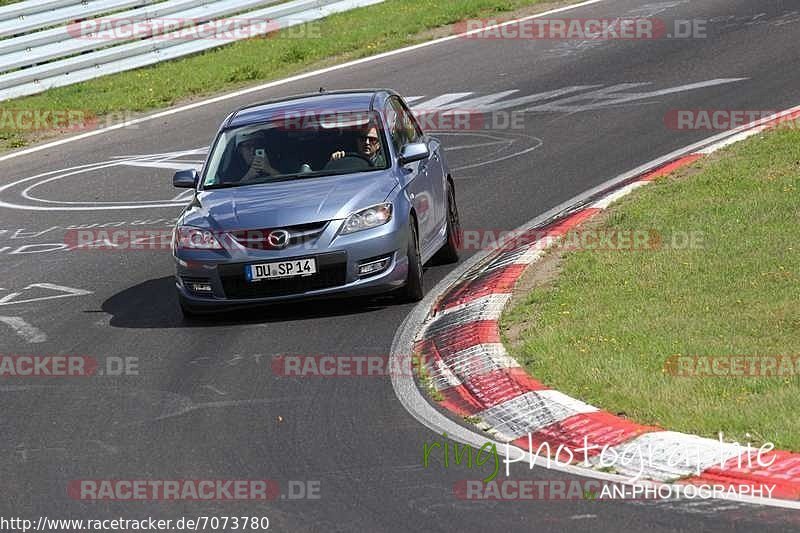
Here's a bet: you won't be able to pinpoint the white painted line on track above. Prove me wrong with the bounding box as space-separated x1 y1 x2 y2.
0 283 93 306
0 316 47 343
590 181 647 209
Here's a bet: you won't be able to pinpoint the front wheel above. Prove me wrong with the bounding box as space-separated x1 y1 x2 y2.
432 181 461 264
398 220 424 303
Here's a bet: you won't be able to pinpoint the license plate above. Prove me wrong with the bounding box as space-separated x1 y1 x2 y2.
246 258 317 281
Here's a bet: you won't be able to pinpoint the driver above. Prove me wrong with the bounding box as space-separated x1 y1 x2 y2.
237 132 280 181
329 124 385 167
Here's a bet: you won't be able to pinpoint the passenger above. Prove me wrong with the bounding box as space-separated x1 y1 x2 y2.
232 132 280 181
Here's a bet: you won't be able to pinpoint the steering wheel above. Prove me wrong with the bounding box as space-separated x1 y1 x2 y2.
341 152 372 164
324 152 372 171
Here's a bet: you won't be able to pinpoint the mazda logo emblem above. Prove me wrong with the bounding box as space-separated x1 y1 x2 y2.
267 229 291 249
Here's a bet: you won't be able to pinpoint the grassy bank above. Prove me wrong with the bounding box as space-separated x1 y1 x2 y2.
502 126 800 450
0 0 570 152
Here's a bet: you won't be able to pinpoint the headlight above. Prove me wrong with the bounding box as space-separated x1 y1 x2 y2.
174 226 223 249
340 203 393 235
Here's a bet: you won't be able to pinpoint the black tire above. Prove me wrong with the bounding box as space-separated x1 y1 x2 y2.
432 181 461 264
398 219 424 303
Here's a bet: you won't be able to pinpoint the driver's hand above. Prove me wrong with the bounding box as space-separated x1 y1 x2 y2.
330 150 346 160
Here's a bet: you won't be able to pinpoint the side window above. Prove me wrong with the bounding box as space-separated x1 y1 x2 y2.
396 98 423 144
385 103 402 153
387 97 422 153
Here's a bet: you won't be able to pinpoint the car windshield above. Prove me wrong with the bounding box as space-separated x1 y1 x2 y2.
202 110 389 189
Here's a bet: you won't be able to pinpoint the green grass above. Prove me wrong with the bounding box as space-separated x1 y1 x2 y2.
413 352 444 402
502 126 800 450
0 1 22 6
0 0 569 152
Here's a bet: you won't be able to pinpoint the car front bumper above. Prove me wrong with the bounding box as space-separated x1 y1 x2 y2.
173 219 409 308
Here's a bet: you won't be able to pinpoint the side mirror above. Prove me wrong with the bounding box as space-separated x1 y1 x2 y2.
398 142 430 165
173 169 199 188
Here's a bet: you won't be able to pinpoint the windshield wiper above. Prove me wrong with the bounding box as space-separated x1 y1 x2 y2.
203 182 243 190
203 174 304 189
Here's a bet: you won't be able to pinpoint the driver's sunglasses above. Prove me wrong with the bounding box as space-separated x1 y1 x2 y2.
360 135 380 145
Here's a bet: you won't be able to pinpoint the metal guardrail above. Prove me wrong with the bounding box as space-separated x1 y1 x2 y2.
0 0 282 71
0 0 384 102
0 0 157 39
0 0 79 22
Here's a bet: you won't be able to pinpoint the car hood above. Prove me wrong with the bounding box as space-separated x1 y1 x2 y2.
180 171 399 230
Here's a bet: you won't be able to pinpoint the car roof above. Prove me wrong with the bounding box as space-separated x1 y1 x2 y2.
227 89 398 128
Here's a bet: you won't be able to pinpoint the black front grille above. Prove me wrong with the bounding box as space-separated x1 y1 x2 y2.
181 276 213 297
219 252 347 299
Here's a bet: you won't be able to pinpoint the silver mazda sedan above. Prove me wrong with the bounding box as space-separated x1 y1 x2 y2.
171 89 460 316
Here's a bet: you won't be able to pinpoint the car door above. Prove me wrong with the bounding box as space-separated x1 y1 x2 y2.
399 97 446 246
387 96 438 256
400 99 447 244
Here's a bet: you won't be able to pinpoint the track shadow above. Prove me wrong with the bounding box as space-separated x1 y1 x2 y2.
101 276 391 328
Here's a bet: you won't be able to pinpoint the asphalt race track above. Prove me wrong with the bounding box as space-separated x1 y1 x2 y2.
2 0 800 530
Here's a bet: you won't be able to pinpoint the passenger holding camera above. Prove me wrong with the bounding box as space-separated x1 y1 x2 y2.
237 135 280 180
